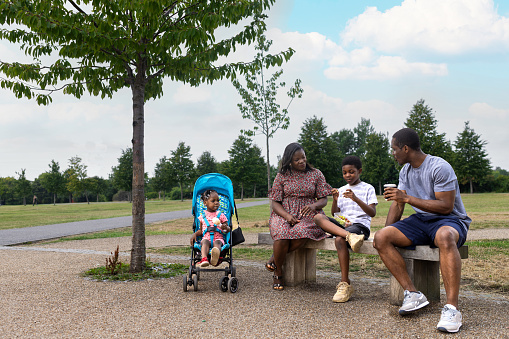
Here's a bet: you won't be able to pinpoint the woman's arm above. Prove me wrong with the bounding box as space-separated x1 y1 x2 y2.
301 196 328 216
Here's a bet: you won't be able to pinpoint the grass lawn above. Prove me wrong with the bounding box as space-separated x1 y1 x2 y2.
0 198 267 230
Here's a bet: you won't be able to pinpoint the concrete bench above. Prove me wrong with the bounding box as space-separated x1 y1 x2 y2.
258 233 468 305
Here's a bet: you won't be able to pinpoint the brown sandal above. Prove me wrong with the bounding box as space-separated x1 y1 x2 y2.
273 275 284 290
265 261 276 272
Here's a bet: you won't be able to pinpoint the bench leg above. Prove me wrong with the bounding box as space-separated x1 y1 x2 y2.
390 259 440 305
282 248 317 287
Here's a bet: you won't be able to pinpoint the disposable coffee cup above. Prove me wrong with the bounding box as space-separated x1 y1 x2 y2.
384 184 397 201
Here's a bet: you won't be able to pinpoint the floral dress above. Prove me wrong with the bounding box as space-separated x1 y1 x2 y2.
269 169 332 241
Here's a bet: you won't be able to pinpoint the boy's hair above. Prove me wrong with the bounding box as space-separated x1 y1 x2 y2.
342 155 362 170
279 142 313 174
200 189 217 202
392 128 421 151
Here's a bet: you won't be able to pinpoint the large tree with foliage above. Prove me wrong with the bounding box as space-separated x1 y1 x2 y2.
453 121 491 193
298 116 342 186
362 132 393 194
353 118 375 162
405 99 453 162
111 148 134 202
65 156 88 203
225 135 265 200
331 128 356 160
0 0 288 272
195 151 218 178
15 169 32 206
39 160 66 205
170 142 194 202
152 156 173 200
232 34 302 192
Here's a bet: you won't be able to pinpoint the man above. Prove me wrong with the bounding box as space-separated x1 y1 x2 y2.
374 128 470 333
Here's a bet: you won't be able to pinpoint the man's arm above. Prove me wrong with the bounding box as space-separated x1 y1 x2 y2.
385 198 406 226
389 188 455 215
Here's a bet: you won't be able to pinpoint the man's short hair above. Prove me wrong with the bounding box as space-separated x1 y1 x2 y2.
342 155 362 170
393 128 421 151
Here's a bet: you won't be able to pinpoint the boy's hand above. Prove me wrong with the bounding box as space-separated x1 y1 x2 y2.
342 189 357 201
331 188 339 200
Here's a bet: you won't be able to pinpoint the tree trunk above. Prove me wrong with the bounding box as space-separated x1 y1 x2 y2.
266 134 271 193
180 182 183 202
253 183 256 198
85 191 89 204
241 182 244 201
130 75 146 273
53 193 56 206
469 178 473 194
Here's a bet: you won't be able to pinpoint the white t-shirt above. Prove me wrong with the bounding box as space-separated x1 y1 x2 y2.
336 181 378 230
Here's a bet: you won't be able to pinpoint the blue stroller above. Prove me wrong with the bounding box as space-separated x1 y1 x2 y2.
182 173 239 293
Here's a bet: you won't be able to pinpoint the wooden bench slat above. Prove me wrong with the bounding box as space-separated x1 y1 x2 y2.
257 233 468 261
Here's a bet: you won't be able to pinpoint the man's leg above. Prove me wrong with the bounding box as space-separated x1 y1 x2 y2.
434 226 461 308
434 225 463 333
374 226 429 314
373 226 415 291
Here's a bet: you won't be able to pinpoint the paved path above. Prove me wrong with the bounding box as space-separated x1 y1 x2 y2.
0 199 269 246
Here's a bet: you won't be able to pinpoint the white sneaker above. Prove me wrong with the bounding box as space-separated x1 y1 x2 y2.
399 290 429 315
437 305 462 333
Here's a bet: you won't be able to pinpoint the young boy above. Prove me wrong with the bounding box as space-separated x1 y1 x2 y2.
314 155 377 302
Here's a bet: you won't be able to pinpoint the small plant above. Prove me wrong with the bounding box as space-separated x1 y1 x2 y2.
83 260 187 281
105 245 122 275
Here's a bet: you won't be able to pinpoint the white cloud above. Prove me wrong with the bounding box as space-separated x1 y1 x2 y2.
469 102 509 119
267 29 448 81
173 85 212 104
342 0 509 55
325 55 447 80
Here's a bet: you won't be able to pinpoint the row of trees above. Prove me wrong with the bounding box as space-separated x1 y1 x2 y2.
2 99 507 207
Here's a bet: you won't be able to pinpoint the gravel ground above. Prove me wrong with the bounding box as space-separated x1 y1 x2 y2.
1 231 508 338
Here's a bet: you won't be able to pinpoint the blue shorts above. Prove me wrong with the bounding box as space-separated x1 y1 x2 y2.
391 214 467 250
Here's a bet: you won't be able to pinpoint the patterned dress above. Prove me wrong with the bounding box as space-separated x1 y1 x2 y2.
269 168 333 241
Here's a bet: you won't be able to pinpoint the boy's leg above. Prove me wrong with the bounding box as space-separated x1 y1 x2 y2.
335 236 350 284
314 214 348 238
332 236 353 302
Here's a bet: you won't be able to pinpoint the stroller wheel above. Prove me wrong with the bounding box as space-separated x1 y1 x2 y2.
220 276 229 292
228 277 239 293
193 274 198 291
182 275 188 292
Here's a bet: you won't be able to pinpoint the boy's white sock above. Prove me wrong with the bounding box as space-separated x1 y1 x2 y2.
444 304 457 310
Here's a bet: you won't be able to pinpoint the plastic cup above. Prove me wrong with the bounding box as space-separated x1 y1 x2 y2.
384 184 397 201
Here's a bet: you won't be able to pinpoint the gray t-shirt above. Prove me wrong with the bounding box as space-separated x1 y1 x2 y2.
398 155 471 230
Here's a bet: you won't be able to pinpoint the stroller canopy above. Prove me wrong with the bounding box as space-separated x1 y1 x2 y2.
192 173 235 217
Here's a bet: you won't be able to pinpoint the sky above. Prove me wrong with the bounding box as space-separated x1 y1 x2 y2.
1 0 508 181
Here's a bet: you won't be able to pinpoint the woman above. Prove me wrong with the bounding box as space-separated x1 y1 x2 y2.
266 142 332 290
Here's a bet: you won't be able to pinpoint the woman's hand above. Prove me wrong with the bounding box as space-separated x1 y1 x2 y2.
285 213 300 227
300 203 318 216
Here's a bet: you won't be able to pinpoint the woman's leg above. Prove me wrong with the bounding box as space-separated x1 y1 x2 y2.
272 239 290 288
